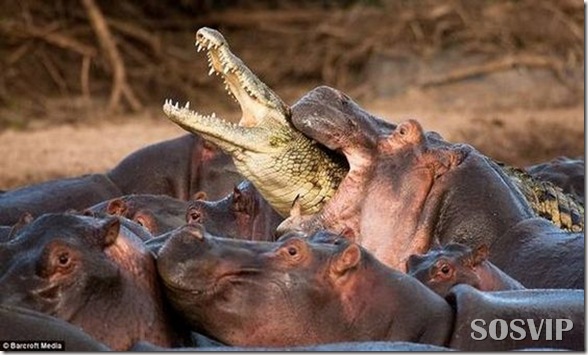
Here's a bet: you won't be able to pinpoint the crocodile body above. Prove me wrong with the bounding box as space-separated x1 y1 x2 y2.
500 163 584 232
163 27 583 231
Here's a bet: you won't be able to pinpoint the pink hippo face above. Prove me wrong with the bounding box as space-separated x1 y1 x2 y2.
156 224 453 347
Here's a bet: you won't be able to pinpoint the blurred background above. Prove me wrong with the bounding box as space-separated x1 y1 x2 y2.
0 0 584 189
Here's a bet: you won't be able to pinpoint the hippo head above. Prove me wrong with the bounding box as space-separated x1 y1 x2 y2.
156 224 379 346
291 85 394 166
284 87 534 271
0 214 121 313
406 243 489 297
186 180 283 241
0 213 184 350
87 194 188 236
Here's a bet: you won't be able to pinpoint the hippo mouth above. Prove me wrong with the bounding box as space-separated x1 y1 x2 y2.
161 268 262 299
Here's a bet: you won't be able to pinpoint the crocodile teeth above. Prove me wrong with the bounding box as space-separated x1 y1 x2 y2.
185 101 190 109
208 68 215 76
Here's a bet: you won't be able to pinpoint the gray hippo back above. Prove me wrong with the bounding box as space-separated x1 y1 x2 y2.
448 284 584 351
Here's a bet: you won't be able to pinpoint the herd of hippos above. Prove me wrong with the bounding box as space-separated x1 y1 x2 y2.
0 28 585 351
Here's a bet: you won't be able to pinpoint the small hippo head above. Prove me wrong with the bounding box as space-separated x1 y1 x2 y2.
406 243 489 297
87 194 189 236
0 213 184 350
186 180 283 241
157 224 372 346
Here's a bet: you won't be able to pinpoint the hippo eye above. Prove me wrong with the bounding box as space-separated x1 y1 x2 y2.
58 253 69 266
440 264 451 275
287 247 298 256
57 252 70 267
398 126 407 136
135 218 144 227
188 210 202 223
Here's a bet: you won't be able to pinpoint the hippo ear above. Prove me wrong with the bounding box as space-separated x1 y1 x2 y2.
472 244 489 265
106 199 128 216
406 253 425 273
8 212 34 239
81 208 96 217
98 217 120 246
192 191 208 201
331 243 362 277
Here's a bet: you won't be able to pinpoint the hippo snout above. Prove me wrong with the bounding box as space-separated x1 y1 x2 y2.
155 224 209 290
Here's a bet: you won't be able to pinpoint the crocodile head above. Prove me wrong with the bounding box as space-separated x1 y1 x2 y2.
163 27 290 154
163 28 347 216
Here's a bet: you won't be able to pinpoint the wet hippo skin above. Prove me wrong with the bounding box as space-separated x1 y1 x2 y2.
0 213 190 350
107 134 243 201
0 174 122 226
488 218 584 289
447 284 584 351
156 224 454 347
0 305 110 351
130 340 455 351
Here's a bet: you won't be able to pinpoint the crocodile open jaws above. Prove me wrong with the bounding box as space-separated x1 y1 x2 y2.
163 27 346 217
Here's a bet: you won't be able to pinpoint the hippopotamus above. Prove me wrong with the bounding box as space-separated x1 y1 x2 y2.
526 156 584 203
0 174 122 226
447 284 584 351
0 134 242 227
130 341 455 351
156 224 454 347
0 213 190 350
155 226 584 350
107 134 242 201
87 194 190 236
278 87 535 270
186 180 283 241
487 218 584 289
407 243 525 297
0 305 110 351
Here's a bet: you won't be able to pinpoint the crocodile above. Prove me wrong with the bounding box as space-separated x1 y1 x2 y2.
163 27 583 232
163 27 346 217
500 164 584 232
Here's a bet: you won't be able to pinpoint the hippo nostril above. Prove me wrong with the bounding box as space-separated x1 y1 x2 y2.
181 225 205 242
